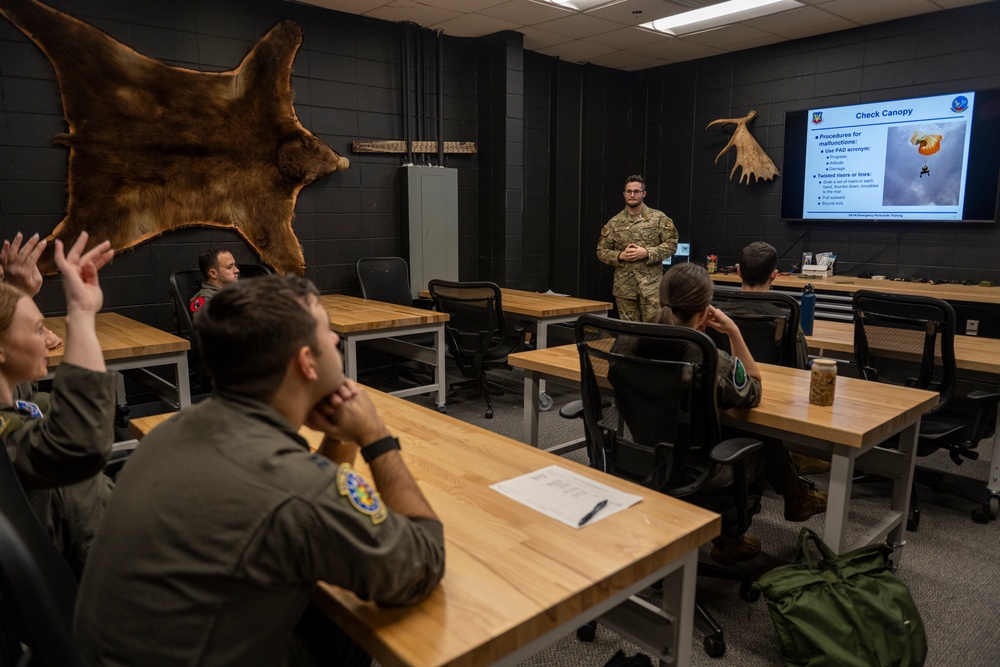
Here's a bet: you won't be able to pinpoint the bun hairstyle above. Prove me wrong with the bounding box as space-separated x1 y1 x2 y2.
653 263 713 326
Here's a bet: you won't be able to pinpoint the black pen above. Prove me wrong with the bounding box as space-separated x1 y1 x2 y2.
578 499 608 527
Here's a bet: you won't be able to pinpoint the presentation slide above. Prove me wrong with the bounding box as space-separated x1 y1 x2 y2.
802 92 975 221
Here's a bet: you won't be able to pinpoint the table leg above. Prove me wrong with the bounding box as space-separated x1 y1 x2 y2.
523 370 541 447
535 321 550 406
343 337 358 380
888 421 919 558
823 444 856 553
176 353 191 408
658 550 696 667
435 324 446 411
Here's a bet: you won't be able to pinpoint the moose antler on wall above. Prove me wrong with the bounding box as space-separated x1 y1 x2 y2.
0 0 350 275
706 110 780 185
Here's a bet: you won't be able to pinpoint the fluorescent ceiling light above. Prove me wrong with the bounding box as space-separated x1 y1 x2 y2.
640 0 802 36
531 0 626 12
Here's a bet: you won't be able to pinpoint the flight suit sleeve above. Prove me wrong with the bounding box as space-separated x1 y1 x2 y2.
2 363 116 489
596 219 624 267
716 351 762 410
643 212 679 264
255 463 446 607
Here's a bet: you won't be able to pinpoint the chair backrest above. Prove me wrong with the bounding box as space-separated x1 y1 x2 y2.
356 257 413 306
574 314 722 498
427 279 509 361
710 287 802 368
0 451 84 666
852 289 956 414
168 269 204 340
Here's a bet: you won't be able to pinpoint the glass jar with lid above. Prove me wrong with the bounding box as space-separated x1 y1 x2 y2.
809 359 837 406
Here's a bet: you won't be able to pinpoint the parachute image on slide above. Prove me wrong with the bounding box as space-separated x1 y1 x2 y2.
883 121 965 206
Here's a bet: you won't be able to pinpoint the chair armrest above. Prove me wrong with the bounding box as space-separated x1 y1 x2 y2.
412 297 435 310
967 389 1000 405
709 437 763 465
559 400 584 420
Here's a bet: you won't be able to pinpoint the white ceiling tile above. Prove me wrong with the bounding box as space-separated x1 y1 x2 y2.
743 5 856 36
429 13 521 37
586 26 672 47
628 37 725 61
365 4 462 27
536 39 618 63
518 25 576 50
585 0 687 24
300 0 392 13
819 0 939 24
534 13 630 39
418 0 510 11
681 23 775 47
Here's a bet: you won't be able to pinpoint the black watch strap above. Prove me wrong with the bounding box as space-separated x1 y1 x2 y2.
361 436 401 463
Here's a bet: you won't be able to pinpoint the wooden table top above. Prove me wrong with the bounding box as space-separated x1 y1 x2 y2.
44 312 190 368
130 390 719 667
419 287 612 319
508 344 939 449
319 294 449 334
711 273 1000 305
807 319 1000 375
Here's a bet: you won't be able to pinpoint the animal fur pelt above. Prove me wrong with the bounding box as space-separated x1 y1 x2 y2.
0 0 350 275
706 110 779 185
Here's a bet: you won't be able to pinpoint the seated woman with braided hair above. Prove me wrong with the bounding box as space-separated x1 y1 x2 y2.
652 263 827 564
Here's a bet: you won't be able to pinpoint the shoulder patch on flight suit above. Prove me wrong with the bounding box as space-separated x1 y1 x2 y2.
13 400 43 419
190 296 206 313
336 463 387 525
732 358 748 389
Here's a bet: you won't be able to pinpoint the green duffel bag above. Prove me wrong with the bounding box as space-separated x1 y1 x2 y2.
754 528 926 667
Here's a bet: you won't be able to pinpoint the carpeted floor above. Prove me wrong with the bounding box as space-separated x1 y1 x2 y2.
377 359 1000 667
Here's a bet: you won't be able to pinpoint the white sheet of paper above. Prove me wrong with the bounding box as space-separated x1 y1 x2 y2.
490 465 643 529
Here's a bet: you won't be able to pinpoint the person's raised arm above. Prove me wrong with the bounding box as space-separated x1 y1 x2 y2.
54 233 114 372
307 379 438 521
704 305 761 381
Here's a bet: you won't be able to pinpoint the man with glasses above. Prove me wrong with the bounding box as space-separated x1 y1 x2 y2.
597 175 678 321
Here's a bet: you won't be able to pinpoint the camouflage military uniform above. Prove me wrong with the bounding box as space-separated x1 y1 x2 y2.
2 364 116 574
596 205 678 321
188 281 221 314
76 392 446 667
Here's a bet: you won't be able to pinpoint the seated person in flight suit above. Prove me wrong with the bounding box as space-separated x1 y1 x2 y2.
188 247 240 314
76 275 446 667
0 232 117 575
652 263 827 564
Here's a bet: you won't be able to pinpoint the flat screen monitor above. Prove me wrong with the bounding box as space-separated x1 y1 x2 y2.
663 242 691 267
780 89 1000 224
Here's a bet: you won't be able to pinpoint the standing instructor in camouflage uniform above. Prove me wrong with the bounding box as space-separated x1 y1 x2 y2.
596 175 678 321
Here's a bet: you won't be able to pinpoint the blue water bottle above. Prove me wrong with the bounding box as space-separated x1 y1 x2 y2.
800 284 816 336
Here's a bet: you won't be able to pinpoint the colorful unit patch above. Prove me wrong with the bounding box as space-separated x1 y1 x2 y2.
732 358 748 389
14 400 43 419
337 463 387 524
189 296 207 313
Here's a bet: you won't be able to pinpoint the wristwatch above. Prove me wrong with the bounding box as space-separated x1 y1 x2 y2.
361 436 401 463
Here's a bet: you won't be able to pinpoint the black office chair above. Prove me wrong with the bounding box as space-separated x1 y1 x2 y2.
853 290 1000 527
710 287 804 368
0 446 85 666
574 314 763 658
237 263 273 279
427 279 525 419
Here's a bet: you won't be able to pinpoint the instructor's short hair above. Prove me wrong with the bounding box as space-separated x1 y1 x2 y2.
739 241 778 288
195 275 320 401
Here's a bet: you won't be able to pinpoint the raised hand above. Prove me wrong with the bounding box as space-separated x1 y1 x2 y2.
1 232 47 297
53 232 114 316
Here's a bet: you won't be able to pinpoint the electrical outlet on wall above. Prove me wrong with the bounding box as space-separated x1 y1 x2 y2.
966 319 980 336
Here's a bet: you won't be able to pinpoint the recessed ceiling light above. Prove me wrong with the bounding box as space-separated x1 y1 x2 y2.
640 0 803 36
529 0 627 13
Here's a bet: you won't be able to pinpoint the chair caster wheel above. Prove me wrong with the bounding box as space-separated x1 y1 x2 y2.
485 408 494 419
538 393 554 412
703 634 726 658
436 404 447 414
907 509 920 532
972 495 998 523
739 581 759 602
576 620 597 642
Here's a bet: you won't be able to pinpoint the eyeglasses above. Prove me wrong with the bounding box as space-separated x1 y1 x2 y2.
624 189 644 195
